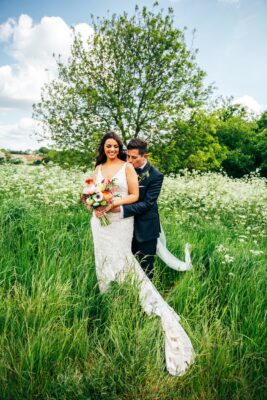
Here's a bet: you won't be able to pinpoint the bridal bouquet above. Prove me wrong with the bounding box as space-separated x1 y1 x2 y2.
81 177 118 226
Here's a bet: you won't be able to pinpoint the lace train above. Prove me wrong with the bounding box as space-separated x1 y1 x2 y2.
97 254 195 376
130 260 195 376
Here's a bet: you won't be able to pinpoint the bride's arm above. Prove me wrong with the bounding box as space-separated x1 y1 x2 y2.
112 163 139 207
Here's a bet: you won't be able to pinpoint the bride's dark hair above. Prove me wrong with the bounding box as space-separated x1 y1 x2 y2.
95 131 126 166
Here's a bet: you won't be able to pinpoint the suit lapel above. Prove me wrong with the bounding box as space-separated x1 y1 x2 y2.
138 162 151 178
138 162 152 200
143 161 151 174
137 162 151 185
136 162 150 175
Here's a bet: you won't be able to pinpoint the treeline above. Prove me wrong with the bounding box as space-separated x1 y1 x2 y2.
2 105 266 177
36 105 266 178
150 106 267 178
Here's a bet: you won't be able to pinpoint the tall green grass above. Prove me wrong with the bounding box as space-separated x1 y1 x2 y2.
0 197 266 399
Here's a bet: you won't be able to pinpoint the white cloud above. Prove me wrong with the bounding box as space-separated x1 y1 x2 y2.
0 15 94 110
233 95 262 115
0 117 49 150
0 18 16 42
0 63 48 110
0 14 93 149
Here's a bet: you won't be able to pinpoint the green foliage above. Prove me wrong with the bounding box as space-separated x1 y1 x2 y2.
45 148 95 169
32 159 43 166
216 104 260 177
41 102 267 177
0 148 11 162
149 103 267 178
31 4 266 177
38 146 50 154
9 158 24 165
255 111 267 176
33 3 210 151
150 109 227 174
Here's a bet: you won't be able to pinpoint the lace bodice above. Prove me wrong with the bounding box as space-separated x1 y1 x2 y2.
96 162 128 199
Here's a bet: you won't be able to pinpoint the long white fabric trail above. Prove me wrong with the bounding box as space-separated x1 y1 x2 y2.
157 227 193 271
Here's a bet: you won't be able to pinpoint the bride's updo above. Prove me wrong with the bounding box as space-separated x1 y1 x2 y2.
95 131 127 166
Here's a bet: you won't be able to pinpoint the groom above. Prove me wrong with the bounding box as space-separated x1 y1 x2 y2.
114 138 163 279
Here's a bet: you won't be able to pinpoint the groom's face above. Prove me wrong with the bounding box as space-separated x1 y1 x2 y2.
127 149 147 169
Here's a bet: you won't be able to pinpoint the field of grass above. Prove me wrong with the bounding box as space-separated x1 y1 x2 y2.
0 165 266 400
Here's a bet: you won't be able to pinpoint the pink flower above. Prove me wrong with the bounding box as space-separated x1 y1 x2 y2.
101 178 111 185
83 184 96 195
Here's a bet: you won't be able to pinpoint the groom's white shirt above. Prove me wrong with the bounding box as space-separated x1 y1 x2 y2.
120 160 147 218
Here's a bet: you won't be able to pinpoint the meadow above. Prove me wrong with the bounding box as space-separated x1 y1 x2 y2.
0 164 266 400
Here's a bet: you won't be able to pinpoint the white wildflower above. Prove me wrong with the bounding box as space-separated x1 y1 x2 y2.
224 254 235 263
249 250 264 256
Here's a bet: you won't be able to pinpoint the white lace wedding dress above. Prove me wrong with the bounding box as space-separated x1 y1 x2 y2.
90 163 195 376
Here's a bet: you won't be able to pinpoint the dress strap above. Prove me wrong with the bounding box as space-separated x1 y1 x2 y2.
95 165 102 182
117 162 127 178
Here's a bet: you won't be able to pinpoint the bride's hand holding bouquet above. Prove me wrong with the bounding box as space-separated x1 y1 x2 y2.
81 177 118 226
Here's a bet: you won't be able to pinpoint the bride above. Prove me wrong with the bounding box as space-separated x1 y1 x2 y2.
88 131 195 376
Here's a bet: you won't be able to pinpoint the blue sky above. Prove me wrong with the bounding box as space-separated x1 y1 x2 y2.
0 0 266 150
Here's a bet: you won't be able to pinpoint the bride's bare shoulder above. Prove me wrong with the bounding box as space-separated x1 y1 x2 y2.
125 162 137 178
125 162 135 172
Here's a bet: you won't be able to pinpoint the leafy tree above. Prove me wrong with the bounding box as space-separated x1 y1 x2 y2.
0 148 11 161
45 149 95 169
255 111 267 177
149 109 227 174
33 2 211 154
37 147 50 154
216 105 258 177
255 110 267 131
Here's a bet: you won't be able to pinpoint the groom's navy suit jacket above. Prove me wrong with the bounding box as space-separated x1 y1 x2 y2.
122 162 164 243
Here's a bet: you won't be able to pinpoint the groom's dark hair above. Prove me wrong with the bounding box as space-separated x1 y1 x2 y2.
127 138 148 155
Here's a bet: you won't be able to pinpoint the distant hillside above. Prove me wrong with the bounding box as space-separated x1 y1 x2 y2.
11 154 44 164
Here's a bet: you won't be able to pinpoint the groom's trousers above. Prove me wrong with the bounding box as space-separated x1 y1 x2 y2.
132 237 157 279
